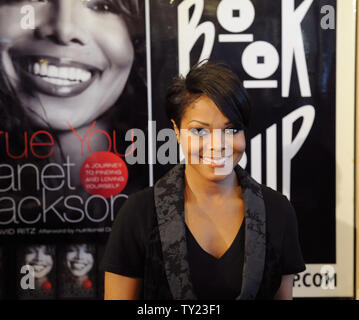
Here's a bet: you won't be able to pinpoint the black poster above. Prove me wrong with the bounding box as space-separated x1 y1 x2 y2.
150 0 336 266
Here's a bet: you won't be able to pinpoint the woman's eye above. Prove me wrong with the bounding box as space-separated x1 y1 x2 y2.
189 128 210 137
83 0 118 14
224 128 240 135
29 0 49 3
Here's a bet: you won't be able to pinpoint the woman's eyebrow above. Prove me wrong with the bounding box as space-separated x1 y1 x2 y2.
186 120 233 126
187 120 210 126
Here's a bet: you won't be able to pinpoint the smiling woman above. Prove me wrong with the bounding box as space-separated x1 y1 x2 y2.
0 0 147 189
101 61 306 300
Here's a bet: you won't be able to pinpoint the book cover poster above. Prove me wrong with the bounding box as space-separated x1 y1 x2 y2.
0 0 149 299
0 1 149 238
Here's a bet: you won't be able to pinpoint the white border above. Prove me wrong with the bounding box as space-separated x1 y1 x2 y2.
294 0 356 298
145 0 154 186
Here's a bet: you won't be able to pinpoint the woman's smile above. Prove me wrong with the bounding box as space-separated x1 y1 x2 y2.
200 154 233 168
13 54 102 97
69 259 90 272
31 263 47 274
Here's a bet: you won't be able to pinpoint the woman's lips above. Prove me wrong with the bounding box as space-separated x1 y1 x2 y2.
70 261 88 271
13 55 101 98
200 155 233 168
30 263 47 273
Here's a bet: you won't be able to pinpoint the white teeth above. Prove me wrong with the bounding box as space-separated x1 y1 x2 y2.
34 63 40 75
58 67 68 79
48 65 58 78
81 70 91 82
40 63 47 76
76 69 82 81
42 77 80 85
203 157 225 164
68 68 77 80
202 155 232 165
28 62 92 83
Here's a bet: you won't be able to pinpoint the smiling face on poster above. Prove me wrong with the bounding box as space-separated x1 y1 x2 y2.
0 0 136 130
58 243 96 299
0 0 148 183
0 0 148 239
17 244 56 300
66 244 94 277
25 245 54 278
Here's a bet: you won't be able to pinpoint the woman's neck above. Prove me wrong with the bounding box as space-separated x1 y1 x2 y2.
184 164 241 205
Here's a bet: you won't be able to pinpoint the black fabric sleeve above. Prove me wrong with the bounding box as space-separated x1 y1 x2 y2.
280 197 306 275
100 193 146 278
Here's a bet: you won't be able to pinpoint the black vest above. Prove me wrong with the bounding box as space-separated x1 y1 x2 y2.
142 163 282 300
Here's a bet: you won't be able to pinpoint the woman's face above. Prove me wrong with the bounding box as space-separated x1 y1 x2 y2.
174 95 246 182
66 244 94 277
0 0 134 130
25 245 53 279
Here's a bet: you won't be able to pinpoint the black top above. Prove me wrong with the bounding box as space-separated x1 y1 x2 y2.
101 184 306 299
185 220 245 300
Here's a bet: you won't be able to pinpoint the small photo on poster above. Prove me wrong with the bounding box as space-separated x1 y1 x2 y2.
16 245 56 300
58 243 96 299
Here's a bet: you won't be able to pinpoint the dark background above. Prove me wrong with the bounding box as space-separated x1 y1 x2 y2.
150 0 337 264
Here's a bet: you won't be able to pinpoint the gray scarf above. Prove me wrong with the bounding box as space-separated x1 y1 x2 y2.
153 163 266 300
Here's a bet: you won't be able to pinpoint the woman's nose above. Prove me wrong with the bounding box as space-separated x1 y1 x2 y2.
35 0 86 46
35 247 44 260
75 248 82 259
210 130 227 152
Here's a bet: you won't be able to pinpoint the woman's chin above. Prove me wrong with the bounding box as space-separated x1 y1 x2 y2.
194 164 235 182
23 111 88 131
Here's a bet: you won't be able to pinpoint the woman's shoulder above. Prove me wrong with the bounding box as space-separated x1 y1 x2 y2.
259 184 301 254
115 186 155 225
126 186 155 205
123 186 155 212
260 184 297 224
260 184 287 200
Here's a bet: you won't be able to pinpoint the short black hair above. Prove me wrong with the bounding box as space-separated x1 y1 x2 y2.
165 60 251 129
